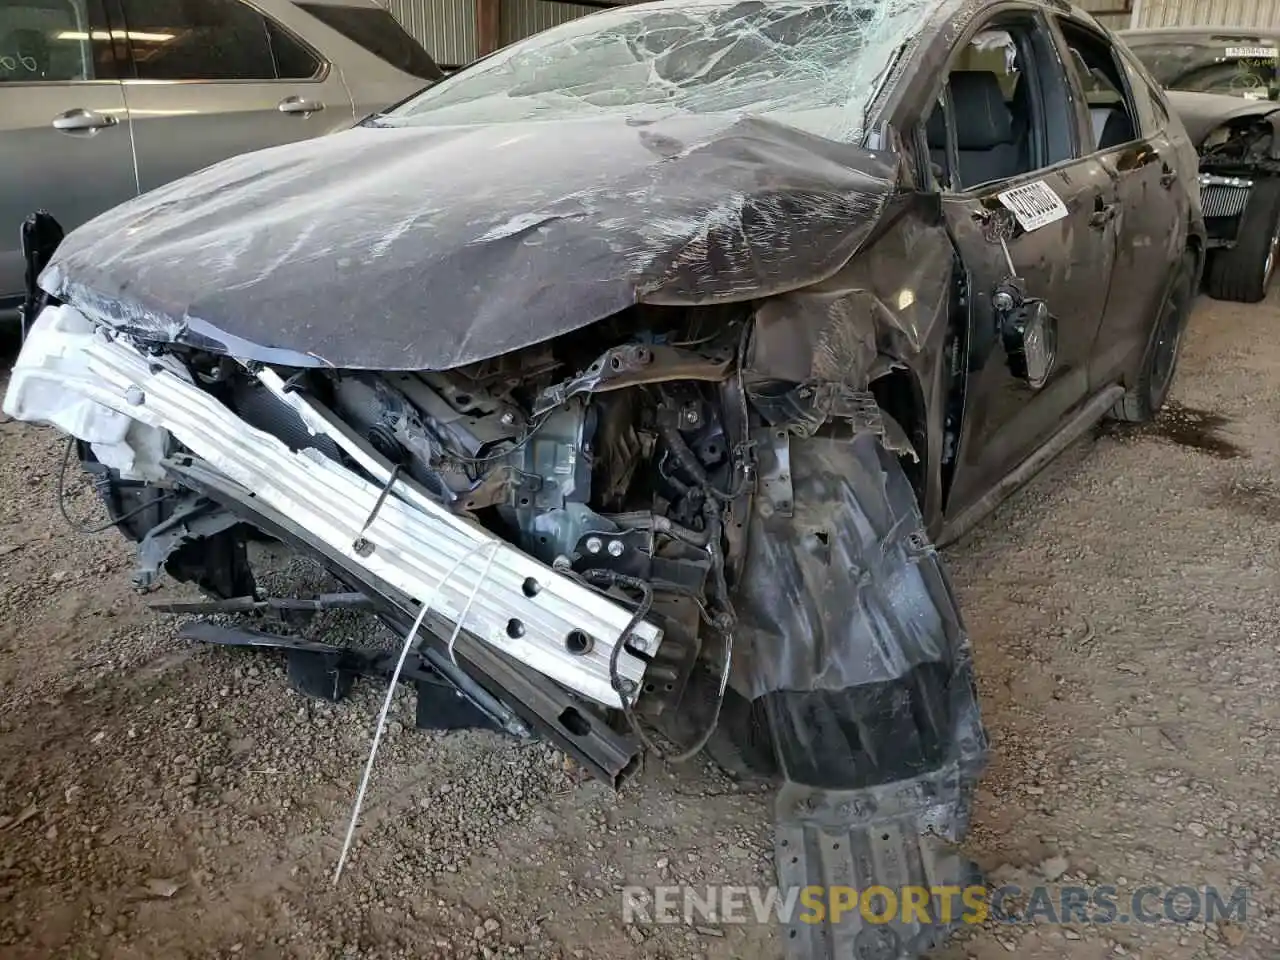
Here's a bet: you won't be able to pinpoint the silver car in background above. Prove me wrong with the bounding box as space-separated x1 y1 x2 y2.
0 0 442 319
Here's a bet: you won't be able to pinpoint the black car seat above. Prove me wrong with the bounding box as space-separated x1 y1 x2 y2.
1097 107 1134 150
949 70 1023 188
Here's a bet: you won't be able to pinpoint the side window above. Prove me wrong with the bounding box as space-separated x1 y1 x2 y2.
1057 20 1140 152
118 0 319 81
923 21 1078 192
0 0 112 82
1117 48 1167 135
266 21 323 80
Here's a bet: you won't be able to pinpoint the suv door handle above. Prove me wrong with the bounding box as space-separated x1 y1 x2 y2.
1089 200 1118 228
278 96 324 115
51 108 118 132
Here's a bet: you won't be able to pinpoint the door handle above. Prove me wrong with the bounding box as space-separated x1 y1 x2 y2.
1160 166 1178 189
1089 200 1118 228
278 96 324 115
51 108 118 132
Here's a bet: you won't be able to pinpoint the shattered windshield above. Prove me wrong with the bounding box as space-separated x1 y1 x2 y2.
376 0 929 141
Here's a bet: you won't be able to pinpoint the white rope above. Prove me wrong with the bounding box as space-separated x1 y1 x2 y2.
332 539 500 884
447 542 502 667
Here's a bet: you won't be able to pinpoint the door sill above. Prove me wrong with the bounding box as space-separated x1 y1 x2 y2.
937 383 1125 548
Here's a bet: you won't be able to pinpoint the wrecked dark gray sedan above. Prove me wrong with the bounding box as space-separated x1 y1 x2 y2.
5 0 1204 956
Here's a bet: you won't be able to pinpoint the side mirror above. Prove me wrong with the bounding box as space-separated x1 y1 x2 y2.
1002 299 1057 389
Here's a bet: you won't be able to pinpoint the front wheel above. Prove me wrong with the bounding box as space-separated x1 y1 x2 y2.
1205 178 1280 303
1110 250 1195 424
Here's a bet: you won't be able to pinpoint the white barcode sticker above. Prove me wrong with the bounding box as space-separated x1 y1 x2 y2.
1225 46 1279 58
997 180 1069 232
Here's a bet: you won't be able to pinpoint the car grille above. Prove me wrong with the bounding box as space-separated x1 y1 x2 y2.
1200 178 1252 219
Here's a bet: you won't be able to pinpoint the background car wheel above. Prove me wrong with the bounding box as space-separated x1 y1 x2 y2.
1110 251 1195 424
1205 178 1280 303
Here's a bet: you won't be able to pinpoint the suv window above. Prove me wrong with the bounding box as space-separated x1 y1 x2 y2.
0 0 111 82
296 2 441 81
1057 20 1141 153
119 0 321 81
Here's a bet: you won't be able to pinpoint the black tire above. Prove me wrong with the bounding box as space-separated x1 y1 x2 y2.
1110 250 1195 424
1205 178 1280 303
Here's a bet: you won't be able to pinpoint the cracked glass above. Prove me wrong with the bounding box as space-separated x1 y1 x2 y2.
378 0 932 142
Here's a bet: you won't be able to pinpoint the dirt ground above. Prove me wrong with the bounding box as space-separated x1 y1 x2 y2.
1 287 1278 960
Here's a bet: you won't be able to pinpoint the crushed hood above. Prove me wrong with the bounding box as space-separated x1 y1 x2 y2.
1166 89 1280 146
42 115 896 370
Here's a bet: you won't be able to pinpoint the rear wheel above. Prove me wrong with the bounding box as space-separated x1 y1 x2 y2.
1205 178 1280 303
1110 250 1195 424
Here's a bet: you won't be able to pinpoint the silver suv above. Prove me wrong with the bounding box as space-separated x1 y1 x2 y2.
0 0 440 318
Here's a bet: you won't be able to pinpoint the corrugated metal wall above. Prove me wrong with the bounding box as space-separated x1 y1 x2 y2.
384 0 477 67
500 0 600 46
383 0 1280 70
1129 0 1280 29
1080 0 1280 29
1079 0 1130 30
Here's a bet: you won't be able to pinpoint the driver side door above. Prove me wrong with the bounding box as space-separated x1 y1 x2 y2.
924 13 1122 518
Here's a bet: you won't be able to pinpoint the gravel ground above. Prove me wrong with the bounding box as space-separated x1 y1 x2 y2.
1 288 1278 960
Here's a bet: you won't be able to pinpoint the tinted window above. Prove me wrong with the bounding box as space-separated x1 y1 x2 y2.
926 24 1077 192
296 3 440 81
1058 20 1140 152
119 0 319 80
0 0 111 82
1117 47 1168 133
267 20 323 79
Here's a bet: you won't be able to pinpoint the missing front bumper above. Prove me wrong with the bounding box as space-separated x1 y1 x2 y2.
4 305 661 709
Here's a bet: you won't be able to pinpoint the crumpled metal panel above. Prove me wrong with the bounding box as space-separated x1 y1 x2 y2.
41 115 895 371
747 199 956 390
33 0 971 370
775 777 981 960
1165 89 1280 147
6 306 660 708
736 432 985 960
729 429 985 813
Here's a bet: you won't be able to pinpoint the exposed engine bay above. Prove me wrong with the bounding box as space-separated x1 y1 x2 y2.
11 293 983 791
1200 115 1278 171
219 304 754 741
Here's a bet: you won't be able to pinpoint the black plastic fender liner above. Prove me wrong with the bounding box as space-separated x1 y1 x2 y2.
729 431 986 790
720 431 986 958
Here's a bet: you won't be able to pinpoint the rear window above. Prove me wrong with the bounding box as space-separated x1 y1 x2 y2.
296 3 441 81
